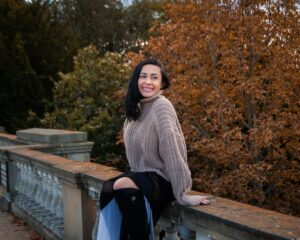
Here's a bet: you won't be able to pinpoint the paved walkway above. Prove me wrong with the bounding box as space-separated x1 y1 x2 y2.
0 187 41 240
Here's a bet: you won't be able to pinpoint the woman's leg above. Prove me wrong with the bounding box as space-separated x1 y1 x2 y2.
113 177 149 240
113 177 139 190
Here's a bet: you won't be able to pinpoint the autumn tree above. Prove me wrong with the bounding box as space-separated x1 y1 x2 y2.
134 0 300 216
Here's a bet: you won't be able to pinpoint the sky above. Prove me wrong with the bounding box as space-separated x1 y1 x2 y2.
122 0 133 7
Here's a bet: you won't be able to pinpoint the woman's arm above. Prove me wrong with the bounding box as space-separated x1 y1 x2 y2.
154 97 210 206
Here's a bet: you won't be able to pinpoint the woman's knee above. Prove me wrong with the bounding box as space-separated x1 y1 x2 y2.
113 177 139 190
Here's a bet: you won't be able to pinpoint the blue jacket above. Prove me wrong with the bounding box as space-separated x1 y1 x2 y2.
96 197 154 240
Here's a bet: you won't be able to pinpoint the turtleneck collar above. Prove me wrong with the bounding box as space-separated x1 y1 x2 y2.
140 91 162 104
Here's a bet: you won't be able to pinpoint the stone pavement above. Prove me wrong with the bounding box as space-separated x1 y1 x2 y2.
0 187 41 240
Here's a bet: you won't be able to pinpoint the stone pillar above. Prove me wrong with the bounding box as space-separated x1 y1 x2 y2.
55 161 99 240
16 128 93 162
62 182 96 240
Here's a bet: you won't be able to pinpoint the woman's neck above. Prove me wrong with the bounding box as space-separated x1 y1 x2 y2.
140 91 162 104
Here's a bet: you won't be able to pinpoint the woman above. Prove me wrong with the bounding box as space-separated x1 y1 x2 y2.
97 59 210 240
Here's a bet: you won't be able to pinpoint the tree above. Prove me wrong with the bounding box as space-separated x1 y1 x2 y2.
58 0 125 53
122 0 167 52
34 45 130 166
0 0 79 132
58 0 167 53
132 0 300 216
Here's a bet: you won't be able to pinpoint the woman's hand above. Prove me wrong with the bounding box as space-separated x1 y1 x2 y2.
181 193 215 206
195 195 211 205
184 195 212 205
198 196 210 205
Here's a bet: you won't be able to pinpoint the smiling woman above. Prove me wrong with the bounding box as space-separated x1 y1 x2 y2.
96 59 210 240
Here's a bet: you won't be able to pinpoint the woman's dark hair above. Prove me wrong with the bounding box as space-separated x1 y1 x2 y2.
125 59 170 121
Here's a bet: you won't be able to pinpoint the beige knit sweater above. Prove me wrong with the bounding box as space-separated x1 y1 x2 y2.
124 94 200 206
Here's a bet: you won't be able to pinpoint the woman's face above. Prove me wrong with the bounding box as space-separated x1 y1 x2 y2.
138 64 162 98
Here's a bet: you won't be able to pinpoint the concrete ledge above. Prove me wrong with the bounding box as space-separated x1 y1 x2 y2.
58 161 300 240
0 133 22 146
163 196 300 240
16 128 87 144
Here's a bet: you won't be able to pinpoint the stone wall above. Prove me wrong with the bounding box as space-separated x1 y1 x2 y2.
0 128 299 240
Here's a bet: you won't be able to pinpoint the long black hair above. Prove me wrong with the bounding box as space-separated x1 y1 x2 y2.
125 59 170 121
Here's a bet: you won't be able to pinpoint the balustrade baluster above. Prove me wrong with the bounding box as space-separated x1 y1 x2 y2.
14 162 22 202
21 165 37 208
41 173 51 208
26 167 40 209
48 177 62 232
36 171 47 205
15 162 26 204
160 220 179 240
31 169 46 216
30 169 45 219
18 164 32 207
31 168 39 198
44 174 61 227
27 166 36 197
18 163 27 196
45 173 55 210
35 171 53 223
24 166 33 197
53 183 64 237
178 226 195 240
55 183 63 219
49 176 60 215
32 169 43 204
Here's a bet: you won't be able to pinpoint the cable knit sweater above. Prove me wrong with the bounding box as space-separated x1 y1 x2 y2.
124 94 199 206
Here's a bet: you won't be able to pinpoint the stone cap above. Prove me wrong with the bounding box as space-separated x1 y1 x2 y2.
16 128 87 144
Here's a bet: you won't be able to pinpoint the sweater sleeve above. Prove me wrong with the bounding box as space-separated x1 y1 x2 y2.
153 98 201 206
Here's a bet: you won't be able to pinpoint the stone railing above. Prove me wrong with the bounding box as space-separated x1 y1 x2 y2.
0 128 300 240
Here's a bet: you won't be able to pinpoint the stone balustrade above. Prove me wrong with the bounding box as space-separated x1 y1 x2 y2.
13 155 64 238
0 128 300 240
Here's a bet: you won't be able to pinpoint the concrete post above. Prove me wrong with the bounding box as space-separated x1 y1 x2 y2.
62 183 96 240
16 128 93 162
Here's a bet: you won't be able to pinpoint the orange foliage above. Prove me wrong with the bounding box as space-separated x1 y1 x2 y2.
130 0 300 216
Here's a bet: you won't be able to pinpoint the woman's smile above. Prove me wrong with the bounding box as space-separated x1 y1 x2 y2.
141 86 154 93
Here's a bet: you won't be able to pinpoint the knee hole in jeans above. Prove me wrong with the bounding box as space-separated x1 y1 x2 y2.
113 177 139 190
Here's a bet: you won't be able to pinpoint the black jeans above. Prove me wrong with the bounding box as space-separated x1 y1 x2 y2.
99 171 175 240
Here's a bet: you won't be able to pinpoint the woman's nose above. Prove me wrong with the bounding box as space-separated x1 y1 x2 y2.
145 77 152 84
